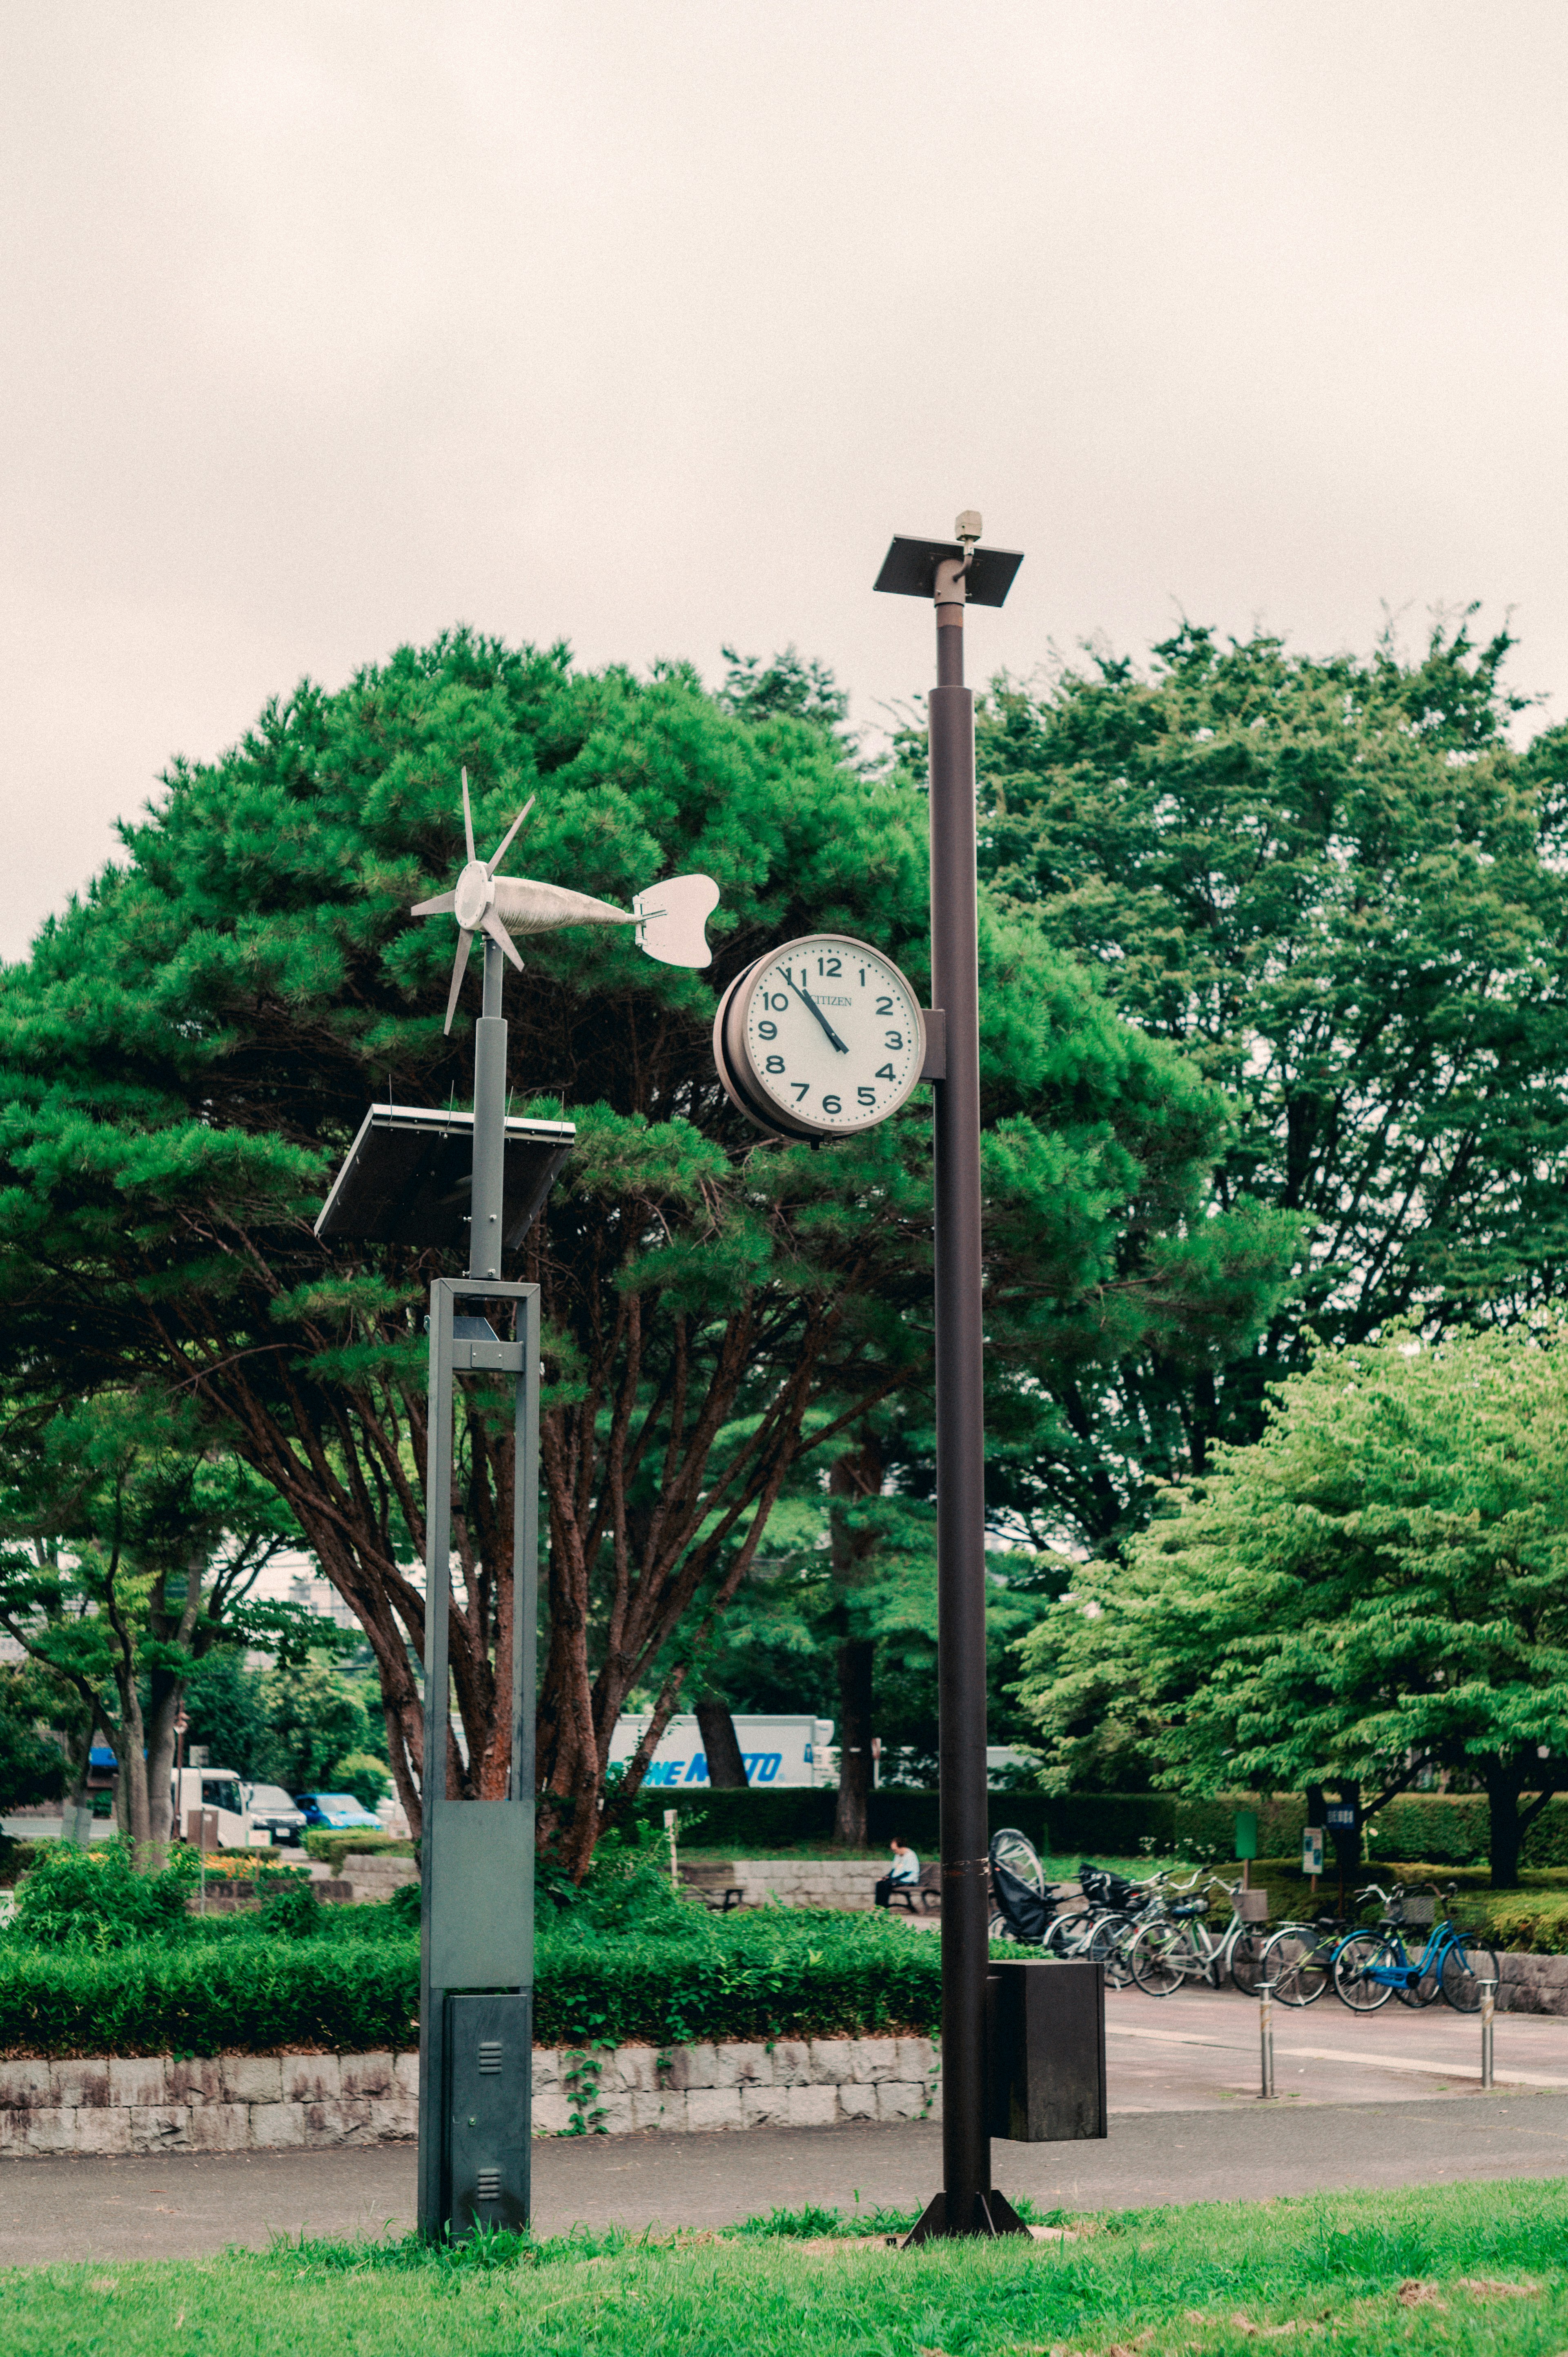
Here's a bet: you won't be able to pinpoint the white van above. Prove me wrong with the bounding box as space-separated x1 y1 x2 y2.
170 1766 268 1849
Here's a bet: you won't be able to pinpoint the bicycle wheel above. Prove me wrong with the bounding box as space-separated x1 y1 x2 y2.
1396 1943 1441 2009
990 1828 1045 1893
1228 1929 1265 1996
1260 1926 1330 2007
1440 1939 1501 2014
1088 1911 1133 1987
1334 1931 1398 2012
1129 1921 1187 1997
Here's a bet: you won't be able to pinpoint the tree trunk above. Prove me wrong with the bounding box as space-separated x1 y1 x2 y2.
1487 1768 1523 1889
833 1635 875 1848
140 1686 183 1852
828 1436 884 1851
695 1697 749 1789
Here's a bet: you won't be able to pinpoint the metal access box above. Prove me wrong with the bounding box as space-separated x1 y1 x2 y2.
442 1993 532 2234
987 1959 1107 2143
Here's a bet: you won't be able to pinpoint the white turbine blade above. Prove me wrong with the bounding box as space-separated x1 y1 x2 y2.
633 874 720 968
443 928 474 1034
461 768 477 867
481 909 525 972
486 795 535 877
411 890 456 917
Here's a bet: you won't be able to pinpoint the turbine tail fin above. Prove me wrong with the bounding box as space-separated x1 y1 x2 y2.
633 874 719 969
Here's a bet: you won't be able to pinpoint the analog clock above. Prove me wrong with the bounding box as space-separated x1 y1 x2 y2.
713 933 927 1140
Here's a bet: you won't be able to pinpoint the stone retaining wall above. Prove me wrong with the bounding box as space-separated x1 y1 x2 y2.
1498 1951 1568 2014
336 1853 419 1904
685 1859 887 1911
532 2035 940 2134
0 2052 418 2157
0 2036 937 2156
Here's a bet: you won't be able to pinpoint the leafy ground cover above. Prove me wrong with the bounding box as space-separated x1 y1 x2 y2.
3 2180 1567 2353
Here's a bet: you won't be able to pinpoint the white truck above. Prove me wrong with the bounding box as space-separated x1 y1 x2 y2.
169 1766 269 1849
608 1713 837 1791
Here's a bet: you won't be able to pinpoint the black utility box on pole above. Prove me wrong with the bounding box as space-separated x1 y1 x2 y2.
875 515 1030 2241
988 1960 1108 2144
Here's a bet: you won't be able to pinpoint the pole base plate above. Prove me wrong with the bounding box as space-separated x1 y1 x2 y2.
902 2188 1031 2245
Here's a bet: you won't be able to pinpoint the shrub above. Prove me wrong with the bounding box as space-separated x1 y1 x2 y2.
0 1907 946 2056
303 1832 416 1871
7 1839 194 1949
0 1935 419 2054
533 1915 942 2048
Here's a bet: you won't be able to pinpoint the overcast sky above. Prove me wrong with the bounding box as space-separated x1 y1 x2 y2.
2 2 1565 959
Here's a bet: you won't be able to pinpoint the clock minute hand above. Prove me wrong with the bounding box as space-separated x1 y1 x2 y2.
786 974 849 1054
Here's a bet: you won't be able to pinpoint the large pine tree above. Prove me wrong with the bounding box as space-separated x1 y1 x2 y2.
0 631 1282 1869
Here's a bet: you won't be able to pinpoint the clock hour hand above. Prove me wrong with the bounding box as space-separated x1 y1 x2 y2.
785 974 849 1054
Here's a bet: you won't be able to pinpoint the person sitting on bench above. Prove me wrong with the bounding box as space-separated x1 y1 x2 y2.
874 1837 921 1908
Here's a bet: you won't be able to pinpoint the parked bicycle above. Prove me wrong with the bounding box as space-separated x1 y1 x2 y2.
1124 1875 1268 1996
1255 1909 1351 2007
986 1835 1156 1983
1333 1882 1500 2014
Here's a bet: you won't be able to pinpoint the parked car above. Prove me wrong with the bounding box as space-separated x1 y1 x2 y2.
242 1783 308 1846
294 1791 382 1831
170 1766 267 1850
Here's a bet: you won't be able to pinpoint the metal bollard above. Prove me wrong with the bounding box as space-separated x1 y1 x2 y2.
1481 1975 1497 2089
1258 1978 1275 2100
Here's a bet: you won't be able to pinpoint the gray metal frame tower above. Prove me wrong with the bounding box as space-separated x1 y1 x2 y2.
316 775 719 2242
415 937 541 2237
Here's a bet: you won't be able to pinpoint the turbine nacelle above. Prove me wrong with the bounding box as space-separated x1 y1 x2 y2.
452 859 497 933
412 771 720 1032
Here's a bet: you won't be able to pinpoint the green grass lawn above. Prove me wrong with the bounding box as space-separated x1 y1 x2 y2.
6 2181 1568 2354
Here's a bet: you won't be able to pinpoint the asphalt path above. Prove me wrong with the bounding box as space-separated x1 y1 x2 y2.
4 2097 1568 2264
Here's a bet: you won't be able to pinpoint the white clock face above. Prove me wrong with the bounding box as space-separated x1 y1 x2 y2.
720 933 925 1137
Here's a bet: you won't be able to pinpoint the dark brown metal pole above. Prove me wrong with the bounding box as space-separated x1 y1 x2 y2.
871 520 1027 2243
931 568 990 2235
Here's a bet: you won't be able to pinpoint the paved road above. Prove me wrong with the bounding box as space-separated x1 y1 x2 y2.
4 2096 1568 2264
1101 1979 1568 2107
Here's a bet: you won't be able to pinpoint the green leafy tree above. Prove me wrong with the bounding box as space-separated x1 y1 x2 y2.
683 1465 1056 1831
180 1648 273 1781
0 632 1286 1873
0 1667 67 1815
0 1398 301 1852
973 618 1568 1548
717 644 852 743
254 1652 377 1795
1016 1325 1568 1884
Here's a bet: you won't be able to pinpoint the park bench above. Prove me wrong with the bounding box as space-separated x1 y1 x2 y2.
886 1862 941 1915
679 1862 747 1911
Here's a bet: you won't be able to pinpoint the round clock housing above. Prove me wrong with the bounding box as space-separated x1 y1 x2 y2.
713 933 926 1140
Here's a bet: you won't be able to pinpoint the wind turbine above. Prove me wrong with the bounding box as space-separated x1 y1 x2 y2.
412 772 720 1031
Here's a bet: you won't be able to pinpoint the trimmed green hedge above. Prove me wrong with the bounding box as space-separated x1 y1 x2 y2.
671 1788 1568 1872
0 1939 419 2057
302 1833 418 1871
0 1916 949 2057
535 1924 941 2047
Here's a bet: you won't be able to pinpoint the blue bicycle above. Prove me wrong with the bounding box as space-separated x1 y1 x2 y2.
1332 1882 1499 2014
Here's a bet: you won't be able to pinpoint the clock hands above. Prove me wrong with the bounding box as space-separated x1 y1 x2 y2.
784 971 849 1054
